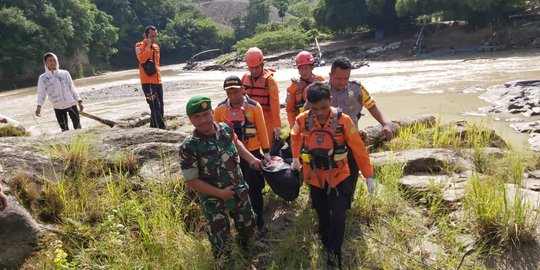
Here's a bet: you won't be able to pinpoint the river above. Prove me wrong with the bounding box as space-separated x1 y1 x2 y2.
1 50 539 150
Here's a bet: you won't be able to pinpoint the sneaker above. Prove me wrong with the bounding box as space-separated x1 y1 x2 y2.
255 225 268 238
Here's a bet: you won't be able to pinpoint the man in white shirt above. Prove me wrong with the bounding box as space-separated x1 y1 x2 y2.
35 52 84 131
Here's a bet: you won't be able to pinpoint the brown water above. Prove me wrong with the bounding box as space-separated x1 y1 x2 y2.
1 50 539 150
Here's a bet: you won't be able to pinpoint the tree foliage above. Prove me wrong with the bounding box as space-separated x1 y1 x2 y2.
160 4 233 64
0 0 118 88
232 0 271 40
315 0 531 34
0 0 229 88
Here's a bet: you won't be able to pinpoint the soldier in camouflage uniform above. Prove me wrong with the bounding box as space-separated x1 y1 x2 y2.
179 95 263 264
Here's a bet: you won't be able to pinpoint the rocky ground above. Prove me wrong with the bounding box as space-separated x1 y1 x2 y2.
479 80 540 151
1 115 539 269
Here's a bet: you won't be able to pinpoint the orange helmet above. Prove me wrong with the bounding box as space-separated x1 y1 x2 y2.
245 47 264 67
295 51 315 67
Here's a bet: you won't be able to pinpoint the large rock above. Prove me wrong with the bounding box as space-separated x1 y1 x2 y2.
398 174 469 204
0 196 42 269
362 115 436 149
0 127 189 186
479 81 540 151
509 121 540 133
0 137 61 181
504 184 540 210
530 134 540 152
370 148 473 174
479 80 540 115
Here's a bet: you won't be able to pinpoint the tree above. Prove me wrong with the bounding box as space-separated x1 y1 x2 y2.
160 4 233 64
232 0 271 40
0 0 117 88
274 0 290 21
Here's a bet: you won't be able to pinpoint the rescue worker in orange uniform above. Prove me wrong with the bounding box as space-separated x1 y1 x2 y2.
286 51 325 128
214 75 271 237
290 82 376 269
242 47 281 147
135 25 165 129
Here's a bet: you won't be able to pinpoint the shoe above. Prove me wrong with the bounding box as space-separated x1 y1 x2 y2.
255 225 268 238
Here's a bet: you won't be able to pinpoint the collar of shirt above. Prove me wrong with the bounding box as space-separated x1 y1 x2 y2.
45 69 59 76
313 109 337 129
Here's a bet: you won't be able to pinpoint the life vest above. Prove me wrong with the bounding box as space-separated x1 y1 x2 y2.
291 77 308 114
301 107 348 170
292 74 325 113
223 99 257 141
242 69 274 108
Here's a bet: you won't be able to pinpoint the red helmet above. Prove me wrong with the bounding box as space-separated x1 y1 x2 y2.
295 51 315 67
245 47 264 67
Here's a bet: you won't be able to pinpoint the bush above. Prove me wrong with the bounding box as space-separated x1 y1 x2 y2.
0 125 29 137
233 28 309 54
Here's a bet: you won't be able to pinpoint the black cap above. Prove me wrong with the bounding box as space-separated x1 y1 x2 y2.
223 75 242 90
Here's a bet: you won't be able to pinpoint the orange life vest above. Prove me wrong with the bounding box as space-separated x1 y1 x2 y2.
301 107 348 170
291 75 324 113
224 100 257 141
242 69 274 108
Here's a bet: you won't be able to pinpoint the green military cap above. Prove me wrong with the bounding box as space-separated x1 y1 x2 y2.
186 95 212 116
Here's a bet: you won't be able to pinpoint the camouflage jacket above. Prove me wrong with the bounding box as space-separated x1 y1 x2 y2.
179 122 247 199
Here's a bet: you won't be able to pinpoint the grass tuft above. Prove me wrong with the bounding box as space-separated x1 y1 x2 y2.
0 125 30 137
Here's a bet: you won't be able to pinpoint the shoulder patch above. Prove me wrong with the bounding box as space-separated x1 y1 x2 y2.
136 47 142 54
361 84 371 96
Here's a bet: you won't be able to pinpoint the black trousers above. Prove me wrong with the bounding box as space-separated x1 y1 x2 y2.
54 105 81 131
240 150 265 227
142 83 165 129
310 177 353 257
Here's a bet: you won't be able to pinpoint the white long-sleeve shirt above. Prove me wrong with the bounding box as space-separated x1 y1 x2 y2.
36 69 81 110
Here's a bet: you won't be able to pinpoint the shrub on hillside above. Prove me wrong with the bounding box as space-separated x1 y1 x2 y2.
233 28 309 54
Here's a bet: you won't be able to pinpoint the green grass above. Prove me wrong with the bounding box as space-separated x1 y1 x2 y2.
15 120 540 269
0 124 29 137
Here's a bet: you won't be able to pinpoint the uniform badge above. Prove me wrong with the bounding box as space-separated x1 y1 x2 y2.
316 136 325 145
348 91 354 98
136 47 141 54
201 101 208 109
350 126 357 135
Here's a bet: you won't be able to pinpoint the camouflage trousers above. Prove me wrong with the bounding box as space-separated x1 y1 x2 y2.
202 186 255 261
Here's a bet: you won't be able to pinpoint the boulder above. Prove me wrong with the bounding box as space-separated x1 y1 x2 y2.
0 138 61 181
370 148 472 174
504 184 540 210
0 127 189 186
0 196 42 269
529 134 540 152
398 174 469 204
480 81 540 115
362 114 436 148
509 121 540 133
522 178 540 191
